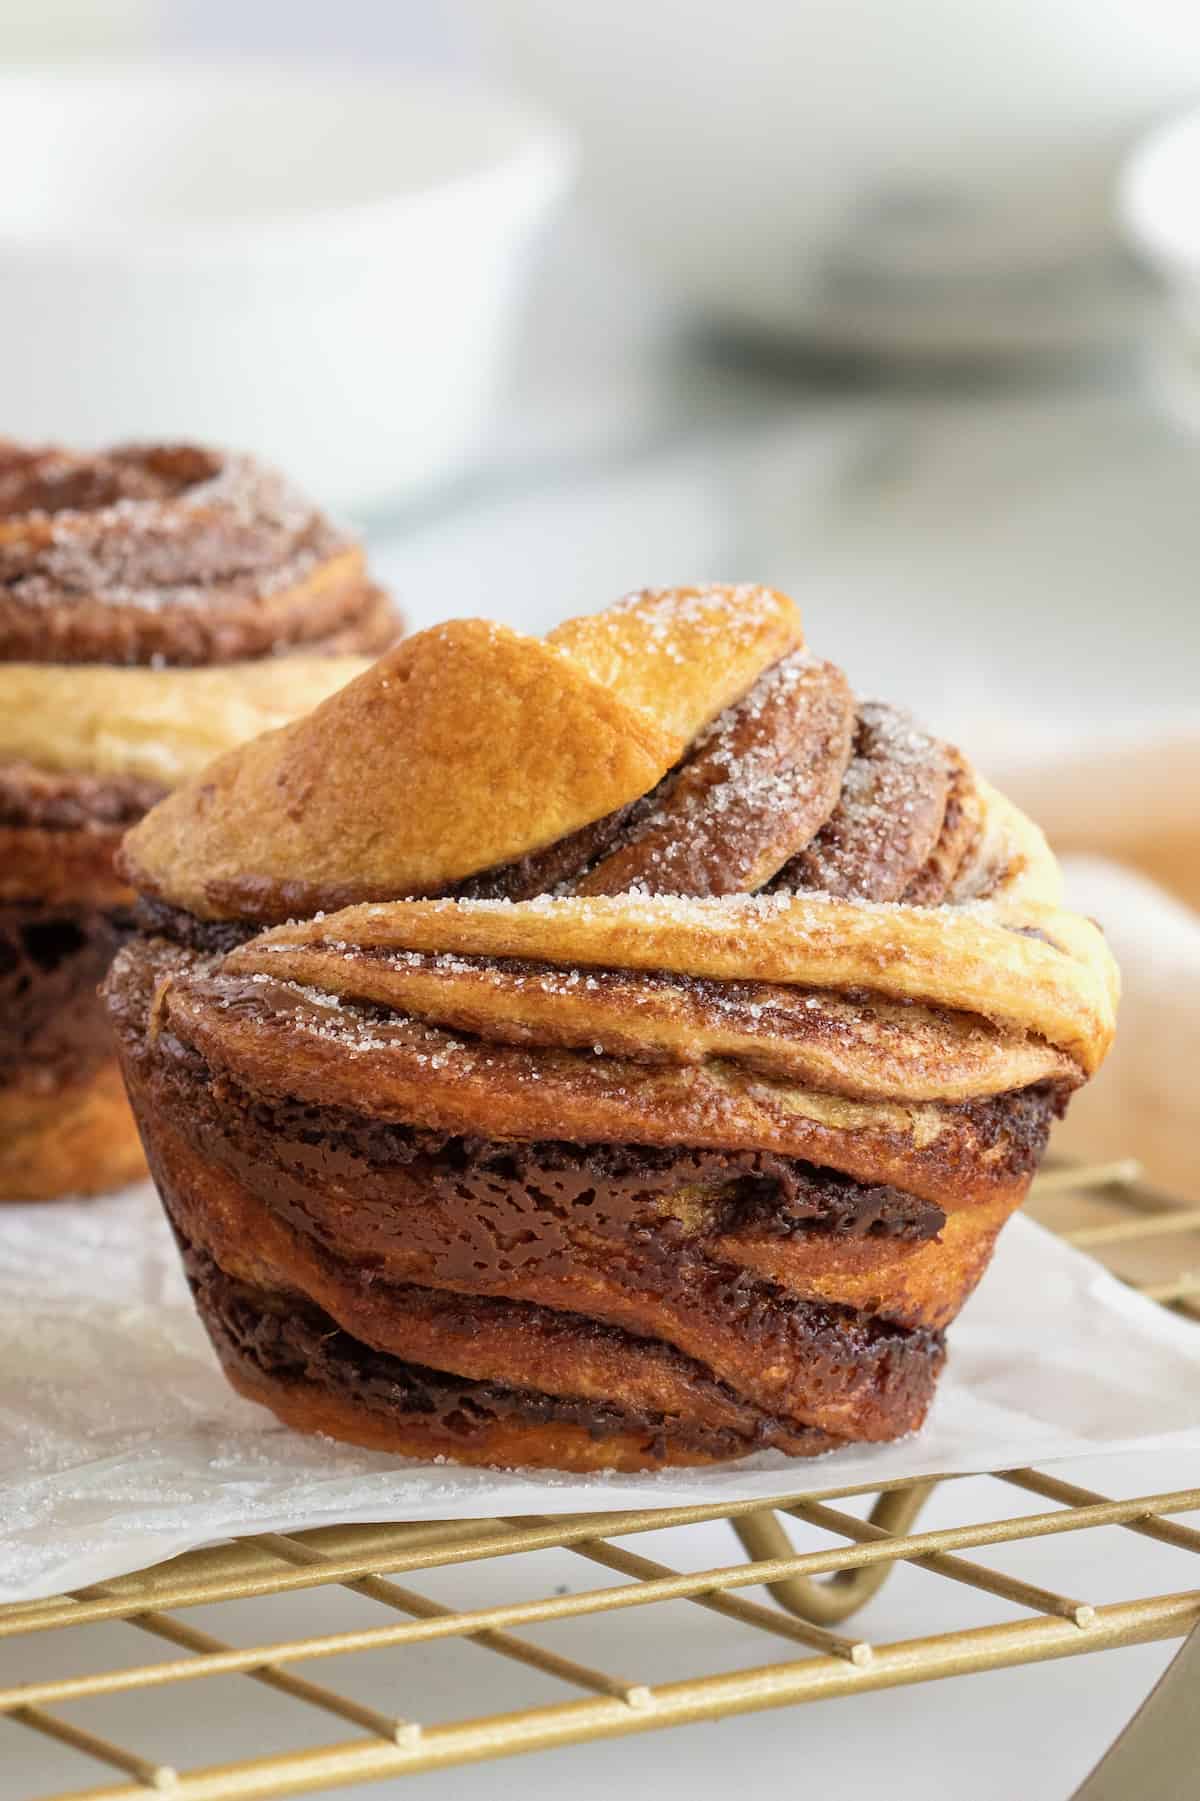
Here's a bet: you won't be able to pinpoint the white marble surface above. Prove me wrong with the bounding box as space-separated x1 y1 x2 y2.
8 220 1200 1800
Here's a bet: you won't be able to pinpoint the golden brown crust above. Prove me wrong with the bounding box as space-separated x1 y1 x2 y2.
245 882 1116 1080
952 779 1061 905
546 584 803 740
120 621 690 918
0 1057 145 1201
222 942 1079 1103
719 1194 1017 1328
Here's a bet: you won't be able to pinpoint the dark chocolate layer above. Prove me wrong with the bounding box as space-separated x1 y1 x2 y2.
184 1239 840 1461
0 901 132 1077
0 763 167 832
108 931 950 1437
115 946 948 1248
226 1094 946 1244
201 973 949 1231
133 896 257 955
446 797 651 902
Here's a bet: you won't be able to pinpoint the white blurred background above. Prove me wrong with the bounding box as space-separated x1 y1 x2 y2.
5 0 1196 741
2 6 1199 1798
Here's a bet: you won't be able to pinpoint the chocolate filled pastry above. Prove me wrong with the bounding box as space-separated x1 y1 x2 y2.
0 439 402 1201
106 587 1118 1469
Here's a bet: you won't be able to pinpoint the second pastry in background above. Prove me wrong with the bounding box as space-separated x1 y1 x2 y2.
0 439 402 1202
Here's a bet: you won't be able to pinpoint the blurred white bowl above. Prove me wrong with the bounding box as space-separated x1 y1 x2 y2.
1120 111 1200 434
1122 111 1200 293
486 0 1200 356
0 61 569 511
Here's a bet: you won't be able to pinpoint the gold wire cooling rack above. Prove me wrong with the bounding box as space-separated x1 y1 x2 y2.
2 1159 1198 1800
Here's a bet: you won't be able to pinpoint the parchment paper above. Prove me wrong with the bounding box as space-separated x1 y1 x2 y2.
2 1185 1198 1603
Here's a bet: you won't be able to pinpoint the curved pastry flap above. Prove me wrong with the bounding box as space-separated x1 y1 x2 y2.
548 584 802 740
120 586 805 921
120 619 687 918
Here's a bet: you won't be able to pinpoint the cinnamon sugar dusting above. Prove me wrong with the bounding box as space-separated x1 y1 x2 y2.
572 651 854 899
602 584 785 662
773 702 951 903
1 448 345 613
0 439 396 667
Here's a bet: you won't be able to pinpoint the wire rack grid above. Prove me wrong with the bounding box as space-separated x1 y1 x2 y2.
2 1159 1198 1801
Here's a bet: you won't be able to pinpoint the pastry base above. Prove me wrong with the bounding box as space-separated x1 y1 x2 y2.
0 1057 145 1202
221 1362 818 1473
183 1244 840 1473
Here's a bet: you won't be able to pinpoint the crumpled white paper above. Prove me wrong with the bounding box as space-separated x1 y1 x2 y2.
2 1183 1198 1604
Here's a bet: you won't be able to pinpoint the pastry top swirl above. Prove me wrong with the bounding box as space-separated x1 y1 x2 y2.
0 439 393 667
121 583 1119 1113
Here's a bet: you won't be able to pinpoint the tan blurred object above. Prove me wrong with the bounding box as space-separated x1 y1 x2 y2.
1002 733 1200 913
0 1 157 59
1049 856 1199 1202
993 733 1200 1200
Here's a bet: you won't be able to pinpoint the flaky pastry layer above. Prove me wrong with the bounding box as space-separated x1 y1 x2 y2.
545 584 803 741
243 883 1116 1081
145 962 1058 1211
223 940 1078 1102
0 656 370 786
